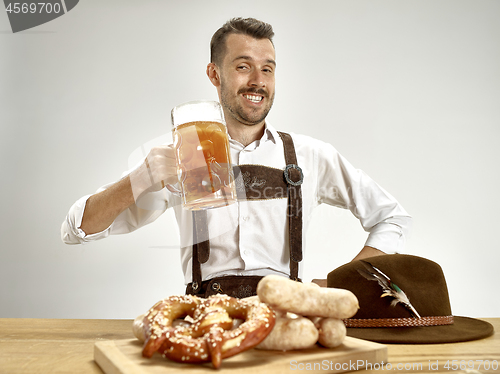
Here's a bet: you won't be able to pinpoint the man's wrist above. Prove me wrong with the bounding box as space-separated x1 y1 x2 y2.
129 162 153 201
351 246 386 262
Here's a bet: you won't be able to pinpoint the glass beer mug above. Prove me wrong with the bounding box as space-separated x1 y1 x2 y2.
168 100 237 210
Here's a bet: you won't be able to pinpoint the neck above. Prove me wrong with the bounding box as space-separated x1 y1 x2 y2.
226 120 266 147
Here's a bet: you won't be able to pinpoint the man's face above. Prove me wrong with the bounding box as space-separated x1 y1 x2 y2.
217 33 276 127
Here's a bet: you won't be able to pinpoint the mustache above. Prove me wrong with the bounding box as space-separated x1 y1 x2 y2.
238 88 268 97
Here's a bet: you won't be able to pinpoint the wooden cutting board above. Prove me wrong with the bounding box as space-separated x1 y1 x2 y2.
94 337 387 374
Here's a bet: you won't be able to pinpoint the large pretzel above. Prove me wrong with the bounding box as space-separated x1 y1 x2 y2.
136 294 275 369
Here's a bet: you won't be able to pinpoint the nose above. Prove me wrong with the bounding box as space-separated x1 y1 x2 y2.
248 70 265 88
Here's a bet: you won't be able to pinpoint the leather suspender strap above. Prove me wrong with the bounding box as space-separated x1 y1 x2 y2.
190 210 209 293
277 132 304 280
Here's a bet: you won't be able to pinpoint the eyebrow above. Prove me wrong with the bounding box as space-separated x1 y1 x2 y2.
233 55 276 66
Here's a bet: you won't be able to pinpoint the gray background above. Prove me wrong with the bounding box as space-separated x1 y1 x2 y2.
1 0 499 319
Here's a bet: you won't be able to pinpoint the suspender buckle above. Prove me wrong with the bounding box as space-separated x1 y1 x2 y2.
284 164 304 186
211 282 223 293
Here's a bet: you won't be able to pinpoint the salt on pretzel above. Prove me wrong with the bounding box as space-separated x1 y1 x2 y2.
135 294 275 369
257 275 359 319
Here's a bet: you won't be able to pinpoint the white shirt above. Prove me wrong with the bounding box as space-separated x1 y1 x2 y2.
61 124 412 284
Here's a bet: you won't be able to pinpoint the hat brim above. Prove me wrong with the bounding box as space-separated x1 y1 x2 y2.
346 316 494 344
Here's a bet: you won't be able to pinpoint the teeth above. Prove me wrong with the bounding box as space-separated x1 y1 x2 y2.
244 94 263 103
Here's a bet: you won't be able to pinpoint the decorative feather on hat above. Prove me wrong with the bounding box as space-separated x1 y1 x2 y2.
358 260 421 318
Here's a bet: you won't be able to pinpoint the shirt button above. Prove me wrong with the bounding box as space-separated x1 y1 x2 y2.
242 216 249 221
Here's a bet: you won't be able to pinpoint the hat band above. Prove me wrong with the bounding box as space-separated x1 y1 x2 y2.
344 315 454 328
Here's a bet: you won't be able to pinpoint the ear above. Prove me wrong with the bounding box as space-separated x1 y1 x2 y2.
206 63 221 87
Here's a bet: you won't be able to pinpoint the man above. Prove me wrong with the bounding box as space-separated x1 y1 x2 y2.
62 18 411 297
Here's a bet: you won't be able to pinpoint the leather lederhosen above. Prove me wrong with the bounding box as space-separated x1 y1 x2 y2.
185 132 304 298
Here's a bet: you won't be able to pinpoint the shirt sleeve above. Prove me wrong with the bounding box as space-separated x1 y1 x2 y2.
316 142 412 254
61 174 170 245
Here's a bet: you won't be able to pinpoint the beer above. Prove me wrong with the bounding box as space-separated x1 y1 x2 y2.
173 120 236 210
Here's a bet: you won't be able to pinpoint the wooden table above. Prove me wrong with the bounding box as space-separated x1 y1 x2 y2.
0 318 498 373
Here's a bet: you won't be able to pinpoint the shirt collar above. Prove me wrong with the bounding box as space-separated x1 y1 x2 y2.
264 123 278 144
228 122 277 150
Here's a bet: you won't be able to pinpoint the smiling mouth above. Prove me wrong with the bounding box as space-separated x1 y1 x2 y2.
243 94 264 103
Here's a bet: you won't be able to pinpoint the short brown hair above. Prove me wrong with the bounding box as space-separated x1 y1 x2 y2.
210 17 275 66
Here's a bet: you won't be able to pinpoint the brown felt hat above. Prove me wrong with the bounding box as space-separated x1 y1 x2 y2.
327 254 494 344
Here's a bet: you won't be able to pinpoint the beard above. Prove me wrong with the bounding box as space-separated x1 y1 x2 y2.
220 79 275 126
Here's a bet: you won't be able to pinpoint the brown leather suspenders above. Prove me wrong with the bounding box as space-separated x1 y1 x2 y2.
190 209 209 292
187 132 304 296
278 131 304 281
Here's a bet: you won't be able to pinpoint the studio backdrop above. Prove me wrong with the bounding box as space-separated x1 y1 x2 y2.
1 0 499 319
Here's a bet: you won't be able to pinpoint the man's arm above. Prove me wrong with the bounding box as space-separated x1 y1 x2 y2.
75 144 177 237
310 140 411 287
351 245 386 262
312 246 386 287
79 175 135 235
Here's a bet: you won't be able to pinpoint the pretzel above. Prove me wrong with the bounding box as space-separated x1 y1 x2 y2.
136 294 275 369
257 275 359 319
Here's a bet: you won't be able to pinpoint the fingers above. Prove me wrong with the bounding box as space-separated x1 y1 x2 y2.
129 144 179 202
146 145 178 186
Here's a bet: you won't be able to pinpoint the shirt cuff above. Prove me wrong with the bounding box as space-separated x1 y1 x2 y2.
364 217 412 254
61 194 112 244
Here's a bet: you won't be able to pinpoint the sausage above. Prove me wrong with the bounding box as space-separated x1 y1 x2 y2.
312 317 347 348
133 313 146 342
257 275 359 319
256 312 318 351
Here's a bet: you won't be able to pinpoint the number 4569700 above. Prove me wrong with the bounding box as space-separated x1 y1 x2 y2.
444 360 498 371
5 3 62 14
